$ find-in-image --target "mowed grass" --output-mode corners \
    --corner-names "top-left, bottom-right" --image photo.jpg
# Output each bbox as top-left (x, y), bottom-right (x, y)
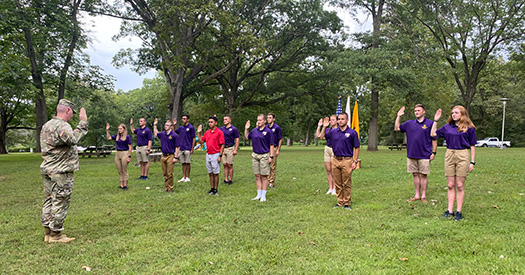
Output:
top-left (0, 146), bottom-right (524, 274)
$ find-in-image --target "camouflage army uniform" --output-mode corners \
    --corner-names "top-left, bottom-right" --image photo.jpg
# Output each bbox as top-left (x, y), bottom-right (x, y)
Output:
top-left (40, 117), bottom-right (88, 232)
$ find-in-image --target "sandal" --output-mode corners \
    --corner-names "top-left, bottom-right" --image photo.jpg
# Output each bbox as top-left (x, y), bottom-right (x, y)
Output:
top-left (407, 197), bottom-right (421, 202)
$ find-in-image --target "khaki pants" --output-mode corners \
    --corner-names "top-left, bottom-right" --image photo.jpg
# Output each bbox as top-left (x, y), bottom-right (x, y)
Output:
top-left (268, 155), bottom-right (278, 184)
top-left (41, 172), bottom-right (74, 231)
top-left (331, 157), bottom-right (354, 206)
top-left (115, 151), bottom-right (129, 181)
top-left (161, 154), bottom-right (174, 191)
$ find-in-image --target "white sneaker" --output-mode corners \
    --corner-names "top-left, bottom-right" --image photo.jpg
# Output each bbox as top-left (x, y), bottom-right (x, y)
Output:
top-left (331, 190), bottom-right (337, 195)
top-left (260, 197), bottom-right (267, 202)
top-left (252, 196), bottom-right (261, 200)
top-left (184, 178), bottom-right (191, 182)
top-left (326, 189), bottom-right (332, 195)
top-left (178, 177), bottom-right (186, 182)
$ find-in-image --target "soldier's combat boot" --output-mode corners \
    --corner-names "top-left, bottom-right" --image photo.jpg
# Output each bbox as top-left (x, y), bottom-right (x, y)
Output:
top-left (48, 230), bottom-right (76, 243)
top-left (44, 227), bottom-right (51, 242)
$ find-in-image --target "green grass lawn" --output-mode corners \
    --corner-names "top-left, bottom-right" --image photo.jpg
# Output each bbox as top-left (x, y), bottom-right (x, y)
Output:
top-left (1, 146), bottom-right (524, 274)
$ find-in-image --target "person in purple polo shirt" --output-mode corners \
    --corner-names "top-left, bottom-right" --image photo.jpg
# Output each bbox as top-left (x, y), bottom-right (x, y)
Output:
top-left (266, 113), bottom-right (282, 188)
top-left (153, 118), bottom-right (180, 193)
top-left (106, 123), bottom-right (132, 190)
top-left (319, 112), bottom-right (360, 210)
top-left (220, 115), bottom-right (240, 185)
top-left (395, 104), bottom-right (438, 203)
top-left (174, 114), bottom-right (196, 183)
top-left (130, 117), bottom-right (153, 180)
top-left (431, 106), bottom-right (476, 221)
top-left (245, 114), bottom-right (275, 202)
top-left (316, 115), bottom-right (338, 195)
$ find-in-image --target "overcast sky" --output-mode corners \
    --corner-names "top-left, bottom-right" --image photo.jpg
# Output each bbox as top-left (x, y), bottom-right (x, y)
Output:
top-left (82, 6), bottom-right (371, 92)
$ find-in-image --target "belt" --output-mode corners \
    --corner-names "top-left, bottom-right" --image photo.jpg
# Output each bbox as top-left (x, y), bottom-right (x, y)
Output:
top-left (117, 150), bottom-right (128, 151)
top-left (162, 153), bottom-right (174, 156)
top-left (225, 144), bottom-right (234, 148)
top-left (334, 156), bottom-right (352, 160)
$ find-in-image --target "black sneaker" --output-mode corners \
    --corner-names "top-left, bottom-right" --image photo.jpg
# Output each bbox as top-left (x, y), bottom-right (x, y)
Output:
top-left (442, 210), bottom-right (454, 218)
top-left (142, 176), bottom-right (148, 180)
top-left (212, 189), bottom-right (218, 195)
top-left (207, 189), bottom-right (214, 194)
top-left (223, 180), bottom-right (229, 184)
top-left (332, 205), bottom-right (341, 209)
top-left (343, 205), bottom-right (352, 210)
top-left (455, 211), bottom-right (463, 221)
top-left (122, 186), bottom-right (128, 190)
top-left (228, 180), bottom-right (233, 185)
top-left (136, 176), bottom-right (143, 180)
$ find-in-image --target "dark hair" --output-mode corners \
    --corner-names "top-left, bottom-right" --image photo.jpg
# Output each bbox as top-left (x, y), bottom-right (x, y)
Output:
top-left (209, 116), bottom-right (218, 122)
top-left (224, 115), bottom-right (231, 119)
top-left (267, 113), bottom-right (276, 119)
top-left (414, 104), bottom-right (426, 110)
top-left (182, 114), bottom-right (190, 119)
top-left (338, 112), bottom-right (349, 119)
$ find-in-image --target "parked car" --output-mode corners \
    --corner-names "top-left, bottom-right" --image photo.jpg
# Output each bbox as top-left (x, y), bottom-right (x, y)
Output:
top-left (475, 137), bottom-right (511, 148)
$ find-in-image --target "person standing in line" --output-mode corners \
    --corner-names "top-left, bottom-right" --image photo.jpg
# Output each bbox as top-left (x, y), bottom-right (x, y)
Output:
top-left (153, 118), bottom-right (180, 193)
top-left (245, 114), bottom-right (275, 202)
top-left (40, 99), bottom-right (88, 243)
top-left (219, 115), bottom-right (240, 185)
top-left (431, 106), bottom-right (476, 221)
top-left (266, 113), bottom-right (282, 188)
top-left (130, 117), bottom-right (153, 180)
top-left (106, 123), bottom-right (132, 190)
top-left (197, 116), bottom-right (225, 195)
top-left (316, 115), bottom-right (338, 195)
top-left (175, 115), bottom-right (196, 182)
top-left (394, 104), bottom-right (438, 203)
top-left (319, 113), bottom-right (360, 210)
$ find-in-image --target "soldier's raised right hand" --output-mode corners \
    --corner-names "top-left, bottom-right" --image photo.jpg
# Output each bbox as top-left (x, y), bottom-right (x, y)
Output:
top-left (79, 107), bottom-right (87, 122)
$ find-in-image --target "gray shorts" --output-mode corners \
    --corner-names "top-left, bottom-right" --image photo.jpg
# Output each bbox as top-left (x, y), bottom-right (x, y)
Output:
top-left (206, 153), bottom-right (221, 174)
top-left (179, 150), bottom-right (191, 164)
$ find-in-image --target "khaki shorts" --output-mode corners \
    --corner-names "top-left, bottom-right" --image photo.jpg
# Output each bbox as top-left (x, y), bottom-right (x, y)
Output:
top-left (179, 150), bottom-right (191, 164)
top-left (407, 158), bottom-right (430, 175)
top-left (324, 146), bottom-right (334, 163)
top-left (136, 146), bottom-right (149, 163)
top-left (445, 149), bottom-right (470, 177)
top-left (252, 152), bottom-right (270, 175)
top-left (223, 146), bottom-right (235, 164)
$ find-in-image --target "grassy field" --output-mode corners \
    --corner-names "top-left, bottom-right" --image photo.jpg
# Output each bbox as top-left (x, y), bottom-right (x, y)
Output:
top-left (0, 146), bottom-right (524, 274)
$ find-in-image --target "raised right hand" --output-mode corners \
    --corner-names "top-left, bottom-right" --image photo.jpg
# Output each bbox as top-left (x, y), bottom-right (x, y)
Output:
top-left (197, 124), bottom-right (203, 133)
top-left (318, 118), bottom-right (323, 127)
top-left (397, 106), bottom-right (405, 117)
top-left (245, 120), bottom-right (251, 129)
top-left (322, 117), bottom-right (330, 127)
top-left (106, 123), bottom-right (110, 130)
top-left (434, 109), bottom-right (442, 121)
top-left (154, 118), bottom-right (158, 125)
top-left (130, 117), bottom-right (133, 125)
top-left (79, 107), bottom-right (87, 122)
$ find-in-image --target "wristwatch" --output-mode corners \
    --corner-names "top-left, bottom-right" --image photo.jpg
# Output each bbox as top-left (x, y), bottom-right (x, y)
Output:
top-left (432, 152), bottom-right (437, 155)
top-left (470, 161), bottom-right (476, 165)
top-left (354, 160), bottom-right (358, 163)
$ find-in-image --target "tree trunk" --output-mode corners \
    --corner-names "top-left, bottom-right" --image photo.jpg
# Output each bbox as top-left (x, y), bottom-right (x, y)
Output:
top-left (367, 87), bottom-right (379, 151)
top-left (287, 138), bottom-right (292, 146)
top-left (305, 120), bottom-right (311, 146)
top-left (0, 107), bottom-right (8, 154)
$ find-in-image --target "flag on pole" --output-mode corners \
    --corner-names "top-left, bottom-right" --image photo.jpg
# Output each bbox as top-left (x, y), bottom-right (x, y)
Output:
top-left (345, 95), bottom-right (351, 127)
top-left (336, 96), bottom-right (342, 115)
top-left (351, 100), bottom-right (360, 137)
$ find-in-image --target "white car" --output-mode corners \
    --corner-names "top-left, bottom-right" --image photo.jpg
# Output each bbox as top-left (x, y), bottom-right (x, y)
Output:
top-left (475, 137), bottom-right (511, 148)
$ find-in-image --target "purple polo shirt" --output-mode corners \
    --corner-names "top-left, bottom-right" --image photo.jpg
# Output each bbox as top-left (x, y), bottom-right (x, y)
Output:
top-left (175, 123), bottom-right (195, 151)
top-left (325, 127), bottom-right (360, 157)
top-left (248, 127), bottom-right (275, 154)
top-left (157, 131), bottom-right (180, 154)
top-left (436, 123), bottom-right (477, 149)
top-left (325, 128), bottom-right (333, 147)
top-left (133, 126), bottom-right (152, 146)
top-left (399, 118), bottom-right (437, 159)
top-left (267, 123), bottom-right (282, 146)
top-left (111, 134), bottom-right (132, 151)
top-left (220, 125), bottom-right (239, 147)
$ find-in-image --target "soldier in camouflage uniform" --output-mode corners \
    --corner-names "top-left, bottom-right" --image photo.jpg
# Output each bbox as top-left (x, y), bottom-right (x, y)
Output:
top-left (40, 99), bottom-right (88, 243)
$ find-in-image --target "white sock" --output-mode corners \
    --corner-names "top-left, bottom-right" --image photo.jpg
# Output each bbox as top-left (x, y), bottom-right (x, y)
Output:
top-left (252, 190), bottom-right (262, 200)
top-left (261, 190), bottom-right (267, 200)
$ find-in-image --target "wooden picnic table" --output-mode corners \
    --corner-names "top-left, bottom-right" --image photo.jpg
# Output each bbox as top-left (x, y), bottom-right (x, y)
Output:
top-left (388, 143), bottom-right (407, 151)
top-left (80, 146), bottom-right (113, 158)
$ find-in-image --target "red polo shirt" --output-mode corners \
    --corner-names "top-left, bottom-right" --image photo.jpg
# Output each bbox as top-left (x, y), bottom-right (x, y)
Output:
top-left (202, 127), bottom-right (225, 154)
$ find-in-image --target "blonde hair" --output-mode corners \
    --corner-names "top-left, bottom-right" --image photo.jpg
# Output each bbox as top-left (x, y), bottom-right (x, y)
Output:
top-left (118, 123), bottom-right (128, 141)
top-left (448, 105), bottom-right (476, 132)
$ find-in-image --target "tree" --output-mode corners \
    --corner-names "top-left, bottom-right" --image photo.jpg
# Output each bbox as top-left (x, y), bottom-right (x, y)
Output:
top-left (407, 0), bottom-right (525, 113)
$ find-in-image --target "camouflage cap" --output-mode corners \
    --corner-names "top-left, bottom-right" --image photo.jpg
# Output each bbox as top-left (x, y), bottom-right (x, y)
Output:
top-left (58, 99), bottom-right (77, 114)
